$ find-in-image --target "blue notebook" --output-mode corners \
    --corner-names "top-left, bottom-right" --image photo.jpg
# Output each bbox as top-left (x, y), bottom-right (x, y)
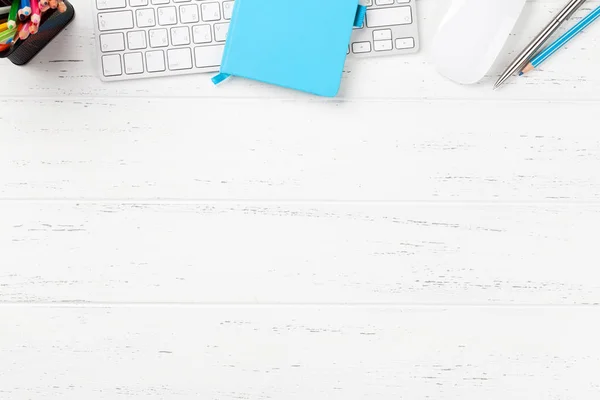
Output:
top-left (212, 0), bottom-right (366, 97)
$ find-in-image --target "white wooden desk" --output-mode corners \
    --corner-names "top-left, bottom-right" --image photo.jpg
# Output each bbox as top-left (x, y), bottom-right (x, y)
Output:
top-left (2, 0), bottom-right (600, 398)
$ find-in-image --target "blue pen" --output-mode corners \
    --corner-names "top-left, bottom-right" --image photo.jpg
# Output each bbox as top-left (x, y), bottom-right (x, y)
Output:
top-left (521, 6), bottom-right (600, 75)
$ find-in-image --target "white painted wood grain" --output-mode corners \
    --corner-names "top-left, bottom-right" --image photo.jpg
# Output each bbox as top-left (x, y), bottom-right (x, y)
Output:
top-left (1, 0), bottom-right (600, 397)
top-left (1, 99), bottom-right (600, 201)
top-left (0, 0), bottom-right (598, 100)
top-left (2, 202), bottom-right (599, 304)
top-left (1, 306), bottom-right (599, 399)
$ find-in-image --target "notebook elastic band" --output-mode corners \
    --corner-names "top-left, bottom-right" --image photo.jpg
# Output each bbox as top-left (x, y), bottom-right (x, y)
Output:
top-left (354, 5), bottom-right (367, 27)
top-left (211, 73), bottom-right (231, 85)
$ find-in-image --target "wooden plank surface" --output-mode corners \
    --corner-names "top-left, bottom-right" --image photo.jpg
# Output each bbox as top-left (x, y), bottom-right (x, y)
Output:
top-left (2, 100), bottom-right (600, 201)
top-left (2, 0), bottom-right (600, 398)
top-left (2, 306), bottom-right (599, 399)
top-left (2, 202), bottom-right (599, 304)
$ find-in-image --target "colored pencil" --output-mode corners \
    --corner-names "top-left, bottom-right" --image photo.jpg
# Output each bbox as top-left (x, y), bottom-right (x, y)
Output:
top-left (7, 0), bottom-right (18, 29)
top-left (0, 5), bottom-right (10, 16)
top-left (8, 0), bottom-right (20, 28)
top-left (18, 20), bottom-right (29, 40)
top-left (0, 25), bottom-right (15, 42)
top-left (495, 0), bottom-right (587, 89)
top-left (0, 32), bottom-right (11, 44)
top-left (28, 5), bottom-right (38, 34)
top-left (30, 0), bottom-right (39, 25)
top-left (521, 6), bottom-right (600, 75)
top-left (0, 21), bottom-right (8, 31)
top-left (21, 0), bottom-right (31, 14)
top-left (17, 0), bottom-right (30, 22)
top-left (57, 0), bottom-right (65, 13)
top-left (9, 21), bottom-right (23, 43)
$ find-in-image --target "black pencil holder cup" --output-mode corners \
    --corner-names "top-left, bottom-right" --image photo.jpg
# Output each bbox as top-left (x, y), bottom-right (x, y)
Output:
top-left (0, 0), bottom-right (75, 65)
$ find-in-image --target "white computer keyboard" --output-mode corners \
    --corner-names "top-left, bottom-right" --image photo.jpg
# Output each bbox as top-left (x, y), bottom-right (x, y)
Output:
top-left (351, 0), bottom-right (419, 57)
top-left (94, 0), bottom-right (420, 81)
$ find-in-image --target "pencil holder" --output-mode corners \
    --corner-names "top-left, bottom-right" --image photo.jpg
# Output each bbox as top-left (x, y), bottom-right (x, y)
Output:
top-left (0, 0), bottom-right (75, 66)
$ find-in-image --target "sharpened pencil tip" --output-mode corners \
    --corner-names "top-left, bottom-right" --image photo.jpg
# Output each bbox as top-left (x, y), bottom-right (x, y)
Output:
top-left (521, 63), bottom-right (535, 76)
top-left (518, 72), bottom-right (523, 76)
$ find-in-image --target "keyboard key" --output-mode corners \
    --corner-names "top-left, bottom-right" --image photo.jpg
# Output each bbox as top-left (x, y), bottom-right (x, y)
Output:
top-left (352, 41), bottom-right (371, 53)
top-left (374, 39), bottom-right (392, 51)
top-left (167, 48), bottom-right (193, 70)
top-left (200, 2), bottom-right (220, 21)
top-left (179, 4), bottom-right (199, 23)
top-left (158, 6), bottom-right (177, 25)
top-left (222, 1), bottom-right (234, 20)
top-left (98, 10), bottom-right (134, 31)
top-left (192, 24), bottom-right (211, 43)
top-left (366, 6), bottom-right (412, 27)
top-left (395, 37), bottom-right (415, 49)
top-left (149, 28), bottom-right (169, 47)
top-left (373, 29), bottom-right (392, 41)
top-left (101, 54), bottom-right (122, 76)
top-left (213, 22), bottom-right (229, 42)
top-left (96, 0), bottom-right (126, 10)
top-left (100, 32), bottom-right (125, 52)
top-left (194, 45), bottom-right (224, 68)
top-left (151, 0), bottom-right (168, 4)
top-left (124, 52), bottom-right (144, 74)
top-left (146, 50), bottom-right (166, 72)
top-left (171, 26), bottom-right (190, 45)
top-left (129, 0), bottom-right (147, 6)
top-left (135, 8), bottom-right (155, 27)
top-left (127, 30), bottom-right (147, 49)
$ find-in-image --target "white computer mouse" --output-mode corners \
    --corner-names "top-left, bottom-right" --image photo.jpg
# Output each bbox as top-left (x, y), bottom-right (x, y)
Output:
top-left (432, 0), bottom-right (527, 84)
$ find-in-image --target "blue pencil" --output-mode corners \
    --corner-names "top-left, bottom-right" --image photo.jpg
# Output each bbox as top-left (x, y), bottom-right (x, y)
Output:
top-left (521, 6), bottom-right (600, 75)
top-left (17, 0), bottom-right (31, 21)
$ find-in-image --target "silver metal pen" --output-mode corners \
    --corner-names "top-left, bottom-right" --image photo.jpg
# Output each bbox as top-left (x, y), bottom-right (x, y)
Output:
top-left (494, 0), bottom-right (587, 89)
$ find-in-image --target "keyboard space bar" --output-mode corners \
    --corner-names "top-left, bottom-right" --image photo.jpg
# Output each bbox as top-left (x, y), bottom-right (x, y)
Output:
top-left (194, 45), bottom-right (225, 68)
